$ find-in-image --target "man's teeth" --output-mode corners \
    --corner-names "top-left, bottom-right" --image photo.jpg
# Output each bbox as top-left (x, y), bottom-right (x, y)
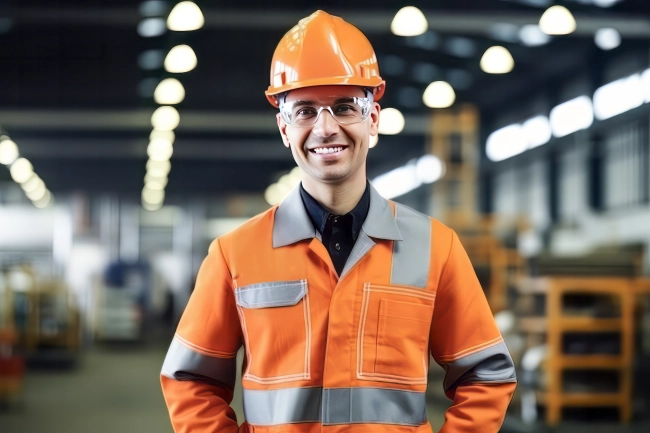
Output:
top-left (314, 147), bottom-right (343, 154)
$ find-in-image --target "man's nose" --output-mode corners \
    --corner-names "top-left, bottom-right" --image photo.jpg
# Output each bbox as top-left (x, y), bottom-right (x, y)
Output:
top-left (311, 108), bottom-right (340, 137)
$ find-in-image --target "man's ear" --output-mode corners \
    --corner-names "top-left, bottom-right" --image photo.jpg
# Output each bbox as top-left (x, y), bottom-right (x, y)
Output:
top-left (276, 113), bottom-right (290, 148)
top-left (369, 102), bottom-right (380, 136)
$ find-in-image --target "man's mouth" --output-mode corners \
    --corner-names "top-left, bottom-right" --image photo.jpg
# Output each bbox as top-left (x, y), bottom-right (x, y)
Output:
top-left (309, 145), bottom-right (348, 154)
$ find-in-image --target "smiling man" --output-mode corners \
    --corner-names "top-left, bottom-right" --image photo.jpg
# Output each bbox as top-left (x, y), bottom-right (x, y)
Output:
top-left (161, 10), bottom-right (516, 433)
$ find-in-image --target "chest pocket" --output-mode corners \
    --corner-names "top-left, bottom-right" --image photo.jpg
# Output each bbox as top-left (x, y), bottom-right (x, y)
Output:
top-left (235, 280), bottom-right (311, 384)
top-left (357, 283), bottom-right (435, 385)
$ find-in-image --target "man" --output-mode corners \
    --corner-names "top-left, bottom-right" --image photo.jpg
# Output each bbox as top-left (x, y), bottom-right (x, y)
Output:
top-left (161, 10), bottom-right (516, 433)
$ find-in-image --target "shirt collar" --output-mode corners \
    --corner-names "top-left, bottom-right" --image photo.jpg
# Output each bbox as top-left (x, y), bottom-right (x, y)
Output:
top-left (299, 182), bottom-right (370, 239)
top-left (273, 181), bottom-right (402, 248)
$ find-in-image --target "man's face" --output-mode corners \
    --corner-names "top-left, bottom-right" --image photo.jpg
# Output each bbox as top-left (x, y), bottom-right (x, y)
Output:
top-left (276, 85), bottom-right (380, 185)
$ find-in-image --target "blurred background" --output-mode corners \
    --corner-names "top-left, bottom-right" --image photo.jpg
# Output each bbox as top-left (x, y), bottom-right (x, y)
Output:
top-left (1, 0), bottom-right (650, 432)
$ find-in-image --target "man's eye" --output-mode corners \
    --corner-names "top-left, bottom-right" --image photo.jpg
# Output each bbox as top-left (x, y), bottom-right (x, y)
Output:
top-left (335, 104), bottom-right (357, 113)
top-left (296, 108), bottom-right (317, 116)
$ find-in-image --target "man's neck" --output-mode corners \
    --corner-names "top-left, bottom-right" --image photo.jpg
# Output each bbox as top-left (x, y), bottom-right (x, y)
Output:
top-left (301, 173), bottom-right (367, 216)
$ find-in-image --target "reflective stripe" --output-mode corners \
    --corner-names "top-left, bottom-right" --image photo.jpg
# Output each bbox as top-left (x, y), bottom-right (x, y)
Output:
top-left (441, 340), bottom-right (518, 392)
top-left (242, 387), bottom-right (427, 426)
top-left (322, 387), bottom-right (427, 426)
top-left (390, 203), bottom-right (431, 288)
top-left (243, 387), bottom-right (322, 425)
top-left (235, 280), bottom-right (307, 309)
top-left (161, 337), bottom-right (237, 389)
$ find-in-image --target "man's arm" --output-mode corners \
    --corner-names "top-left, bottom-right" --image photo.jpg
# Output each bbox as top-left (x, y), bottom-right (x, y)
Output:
top-left (160, 238), bottom-right (242, 433)
top-left (430, 230), bottom-right (517, 433)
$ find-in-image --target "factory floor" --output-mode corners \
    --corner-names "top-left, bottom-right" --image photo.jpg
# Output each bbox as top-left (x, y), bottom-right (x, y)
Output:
top-left (1, 339), bottom-right (649, 433)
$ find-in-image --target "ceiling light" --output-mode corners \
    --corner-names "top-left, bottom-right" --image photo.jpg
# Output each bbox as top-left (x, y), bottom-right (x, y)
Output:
top-left (151, 106), bottom-right (180, 131)
top-left (550, 96), bottom-right (593, 137)
top-left (165, 45), bottom-right (197, 73)
top-left (147, 159), bottom-right (172, 177)
top-left (391, 6), bottom-right (428, 37)
top-left (519, 24), bottom-right (551, 47)
top-left (486, 124), bottom-right (528, 162)
top-left (10, 158), bottom-right (34, 183)
top-left (147, 139), bottom-right (174, 161)
top-left (142, 201), bottom-right (163, 212)
top-left (288, 166), bottom-right (302, 185)
top-left (32, 190), bottom-right (52, 209)
top-left (378, 108), bottom-right (405, 135)
top-left (0, 138), bottom-right (19, 165)
top-left (594, 28), bottom-right (621, 51)
top-left (423, 81), bottom-right (456, 108)
top-left (415, 155), bottom-right (444, 184)
top-left (145, 171), bottom-right (168, 184)
top-left (480, 46), bottom-right (514, 74)
top-left (154, 78), bottom-right (185, 105)
top-left (142, 187), bottom-right (165, 204)
top-left (539, 6), bottom-right (576, 36)
top-left (138, 49), bottom-right (165, 70)
top-left (149, 129), bottom-right (175, 144)
top-left (369, 134), bottom-right (379, 149)
top-left (145, 178), bottom-right (167, 190)
top-left (26, 181), bottom-right (47, 201)
top-left (593, 73), bottom-right (643, 120)
top-left (21, 174), bottom-right (43, 192)
top-left (138, 18), bottom-right (167, 37)
top-left (522, 115), bottom-right (552, 148)
top-left (264, 184), bottom-right (283, 206)
top-left (167, 1), bottom-right (204, 31)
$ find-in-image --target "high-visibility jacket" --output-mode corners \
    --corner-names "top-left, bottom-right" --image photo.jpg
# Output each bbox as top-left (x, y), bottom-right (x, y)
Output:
top-left (161, 184), bottom-right (517, 433)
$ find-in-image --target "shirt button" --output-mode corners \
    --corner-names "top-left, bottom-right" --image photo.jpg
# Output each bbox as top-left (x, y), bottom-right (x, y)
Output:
top-left (333, 217), bottom-right (338, 223)
top-left (335, 243), bottom-right (341, 251)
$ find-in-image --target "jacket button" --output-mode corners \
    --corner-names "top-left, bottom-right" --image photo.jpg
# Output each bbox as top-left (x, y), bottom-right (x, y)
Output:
top-left (335, 243), bottom-right (341, 250)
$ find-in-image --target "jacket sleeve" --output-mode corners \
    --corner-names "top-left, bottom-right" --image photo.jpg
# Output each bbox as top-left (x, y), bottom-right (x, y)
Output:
top-left (429, 230), bottom-right (517, 433)
top-left (160, 238), bottom-right (242, 433)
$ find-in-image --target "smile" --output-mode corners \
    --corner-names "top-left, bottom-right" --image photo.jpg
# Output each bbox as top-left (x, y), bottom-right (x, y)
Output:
top-left (309, 146), bottom-right (348, 155)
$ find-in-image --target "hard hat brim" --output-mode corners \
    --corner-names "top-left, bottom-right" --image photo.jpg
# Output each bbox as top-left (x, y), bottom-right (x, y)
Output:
top-left (266, 78), bottom-right (385, 108)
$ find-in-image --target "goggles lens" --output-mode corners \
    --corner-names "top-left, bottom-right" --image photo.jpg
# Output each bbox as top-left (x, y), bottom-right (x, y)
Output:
top-left (280, 97), bottom-right (372, 126)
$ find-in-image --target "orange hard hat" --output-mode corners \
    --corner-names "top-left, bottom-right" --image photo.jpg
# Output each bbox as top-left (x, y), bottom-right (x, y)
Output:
top-left (265, 10), bottom-right (385, 107)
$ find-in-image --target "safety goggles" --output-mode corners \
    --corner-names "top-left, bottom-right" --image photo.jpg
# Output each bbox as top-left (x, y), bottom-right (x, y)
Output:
top-left (279, 94), bottom-right (373, 127)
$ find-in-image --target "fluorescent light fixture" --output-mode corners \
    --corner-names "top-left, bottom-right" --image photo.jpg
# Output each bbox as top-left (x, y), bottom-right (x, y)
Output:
top-left (522, 115), bottom-right (552, 148)
top-left (415, 155), bottom-right (444, 184)
top-left (142, 186), bottom-right (165, 204)
top-left (486, 124), bottom-right (528, 162)
top-left (32, 190), bottom-right (52, 209)
top-left (147, 159), bottom-right (172, 177)
top-left (0, 138), bottom-right (19, 165)
top-left (138, 18), bottom-right (167, 37)
top-left (26, 181), bottom-right (47, 201)
top-left (369, 134), bottom-right (379, 149)
top-left (550, 96), bottom-right (593, 137)
top-left (391, 6), bottom-right (428, 37)
top-left (519, 24), bottom-right (551, 47)
top-left (151, 106), bottom-right (180, 131)
top-left (422, 81), bottom-right (455, 108)
top-left (594, 28), bottom-right (621, 51)
top-left (593, 73), bottom-right (643, 120)
top-left (21, 174), bottom-right (43, 192)
top-left (147, 139), bottom-right (174, 161)
top-left (165, 45), bottom-right (197, 73)
top-left (378, 108), bottom-right (405, 135)
top-left (480, 46), bottom-right (514, 74)
top-left (149, 129), bottom-right (175, 144)
top-left (142, 201), bottom-right (163, 212)
top-left (642, 69), bottom-right (650, 103)
top-left (154, 78), bottom-right (185, 105)
top-left (10, 158), bottom-right (34, 183)
top-left (372, 155), bottom-right (444, 199)
top-left (539, 6), bottom-right (576, 36)
top-left (167, 1), bottom-right (204, 31)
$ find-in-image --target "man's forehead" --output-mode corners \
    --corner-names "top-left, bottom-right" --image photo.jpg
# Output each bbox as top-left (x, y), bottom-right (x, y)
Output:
top-left (285, 85), bottom-right (365, 102)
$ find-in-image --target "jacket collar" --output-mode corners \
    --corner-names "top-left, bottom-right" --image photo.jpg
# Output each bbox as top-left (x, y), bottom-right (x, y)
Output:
top-left (272, 182), bottom-right (402, 248)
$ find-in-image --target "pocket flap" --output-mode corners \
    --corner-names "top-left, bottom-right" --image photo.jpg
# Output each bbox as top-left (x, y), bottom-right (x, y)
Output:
top-left (235, 280), bottom-right (307, 309)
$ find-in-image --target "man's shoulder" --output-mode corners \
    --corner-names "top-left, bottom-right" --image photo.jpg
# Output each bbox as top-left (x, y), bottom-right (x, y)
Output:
top-left (211, 206), bottom-right (277, 250)
top-left (390, 200), bottom-right (453, 236)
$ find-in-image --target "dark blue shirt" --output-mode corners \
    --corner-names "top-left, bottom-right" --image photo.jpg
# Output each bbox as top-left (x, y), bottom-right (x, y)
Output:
top-left (299, 182), bottom-right (370, 276)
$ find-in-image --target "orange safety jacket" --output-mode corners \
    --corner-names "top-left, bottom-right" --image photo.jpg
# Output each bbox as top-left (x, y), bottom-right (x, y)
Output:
top-left (161, 184), bottom-right (517, 433)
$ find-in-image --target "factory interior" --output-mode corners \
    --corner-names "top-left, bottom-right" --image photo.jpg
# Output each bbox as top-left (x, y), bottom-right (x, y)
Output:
top-left (2, 0), bottom-right (650, 432)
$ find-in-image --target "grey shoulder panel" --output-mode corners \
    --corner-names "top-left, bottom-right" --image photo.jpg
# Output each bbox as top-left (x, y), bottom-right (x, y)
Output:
top-left (390, 203), bottom-right (432, 289)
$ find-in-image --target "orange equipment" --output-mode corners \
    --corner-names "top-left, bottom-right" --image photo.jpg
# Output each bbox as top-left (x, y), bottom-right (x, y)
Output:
top-left (265, 10), bottom-right (385, 107)
top-left (161, 185), bottom-right (517, 433)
